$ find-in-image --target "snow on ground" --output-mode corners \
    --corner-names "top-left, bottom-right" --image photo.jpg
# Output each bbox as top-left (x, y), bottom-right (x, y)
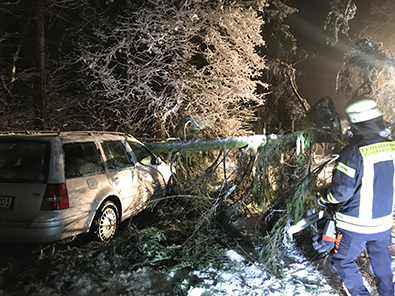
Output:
top-left (0, 239), bottom-right (342, 296)
top-left (2, 211), bottom-right (395, 296)
top-left (3, 235), bottom-right (395, 295)
top-left (185, 247), bottom-right (339, 296)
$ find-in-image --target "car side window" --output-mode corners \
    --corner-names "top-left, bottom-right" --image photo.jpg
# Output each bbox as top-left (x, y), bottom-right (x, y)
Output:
top-left (102, 141), bottom-right (133, 170)
top-left (127, 141), bottom-right (155, 165)
top-left (63, 142), bottom-right (104, 178)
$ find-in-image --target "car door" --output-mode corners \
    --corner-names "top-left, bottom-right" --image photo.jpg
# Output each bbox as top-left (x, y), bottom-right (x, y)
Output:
top-left (63, 141), bottom-right (108, 233)
top-left (101, 140), bottom-right (141, 218)
top-left (127, 140), bottom-right (171, 198)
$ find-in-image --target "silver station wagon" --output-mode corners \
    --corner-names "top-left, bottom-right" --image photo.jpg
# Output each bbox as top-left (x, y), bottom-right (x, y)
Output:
top-left (0, 131), bottom-right (172, 243)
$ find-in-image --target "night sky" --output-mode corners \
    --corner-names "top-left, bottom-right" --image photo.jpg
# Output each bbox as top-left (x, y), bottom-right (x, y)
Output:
top-left (287, 0), bottom-right (370, 114)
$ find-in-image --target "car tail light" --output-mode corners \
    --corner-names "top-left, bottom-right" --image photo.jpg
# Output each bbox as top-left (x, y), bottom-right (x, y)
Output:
top-left (41, 183), bottom-right (69, 210)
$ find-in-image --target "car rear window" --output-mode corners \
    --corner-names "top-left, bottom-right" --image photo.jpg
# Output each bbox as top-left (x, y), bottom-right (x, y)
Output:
top-left (63, 142), bottom-right (104, 178)
top-left (0, 139), bottom-right (50, 183)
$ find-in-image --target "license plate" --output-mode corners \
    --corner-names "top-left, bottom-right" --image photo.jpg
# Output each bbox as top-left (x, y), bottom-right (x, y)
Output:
top-left (0, 196), bottom-right (13, 209)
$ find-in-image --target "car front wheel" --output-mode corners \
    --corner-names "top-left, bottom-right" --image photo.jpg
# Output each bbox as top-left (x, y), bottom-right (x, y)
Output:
top-left (92, 201), bottom-right (119, 242)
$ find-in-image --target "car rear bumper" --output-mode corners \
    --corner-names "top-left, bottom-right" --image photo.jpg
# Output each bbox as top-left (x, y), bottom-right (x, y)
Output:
top-left (0, 223), bottom-right (63, 243)
top-left (0, 217), bottom-right (83, 243)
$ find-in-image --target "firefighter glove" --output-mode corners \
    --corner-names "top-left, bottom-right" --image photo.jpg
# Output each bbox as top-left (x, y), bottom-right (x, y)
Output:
top-left (312, 218), bottom-right (336, 254)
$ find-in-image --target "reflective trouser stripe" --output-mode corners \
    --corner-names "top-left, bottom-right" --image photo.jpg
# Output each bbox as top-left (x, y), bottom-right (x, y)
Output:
top-left (335, 213), bottom-right (393, 234)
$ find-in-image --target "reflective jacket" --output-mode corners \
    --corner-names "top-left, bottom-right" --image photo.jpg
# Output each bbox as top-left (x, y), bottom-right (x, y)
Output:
top-left (320, 133), bottom-right (395, 234)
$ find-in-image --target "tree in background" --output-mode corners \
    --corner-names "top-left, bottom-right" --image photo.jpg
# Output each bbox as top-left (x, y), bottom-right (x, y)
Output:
top-left (257, 0), bottom-right (309, 134)
top-left (358, 0), bottom-right (395, 124)
top-left (78, 0), bottom-right (267, 138)
top-left (324, 0), bottom-right (395, 124)
top-left (0, 0), bottom-right (91, 129)
top-left (0, 0), bottom-right (47, 126)
top-left (0, 0), bottom-right (307, 139)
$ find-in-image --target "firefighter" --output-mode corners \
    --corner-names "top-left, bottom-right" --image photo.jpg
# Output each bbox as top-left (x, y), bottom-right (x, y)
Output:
top-left (316, 95), bottom-right (395, 296)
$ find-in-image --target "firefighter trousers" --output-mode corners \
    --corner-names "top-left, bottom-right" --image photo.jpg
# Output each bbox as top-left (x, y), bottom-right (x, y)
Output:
top-left (330, 227), bottom-right (394, 296)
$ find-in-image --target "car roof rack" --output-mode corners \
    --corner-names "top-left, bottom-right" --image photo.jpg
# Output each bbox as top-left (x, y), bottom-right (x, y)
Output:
top-left (0, 130), bottom-right (133, 137)
top-left (0, 130), bottom-right (60, 136)
top-left (58, 131), bottom-right (132, 137)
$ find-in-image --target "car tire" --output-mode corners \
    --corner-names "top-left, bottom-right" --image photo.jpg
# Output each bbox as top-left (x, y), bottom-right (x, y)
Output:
top-left (92, 200), bottom-right (119, 242)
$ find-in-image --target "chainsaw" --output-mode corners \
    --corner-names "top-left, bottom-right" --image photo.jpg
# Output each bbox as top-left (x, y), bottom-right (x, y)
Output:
top-left (285, 209), bottom-right (395, 244)
top-left (284, 209), bottom-right (325, 243)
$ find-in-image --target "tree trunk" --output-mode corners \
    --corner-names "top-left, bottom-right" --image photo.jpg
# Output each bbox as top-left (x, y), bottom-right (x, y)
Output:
top-left (145, 134), bottom-right (297, 154)
top-left (35, 0), bottom-right (47, 127)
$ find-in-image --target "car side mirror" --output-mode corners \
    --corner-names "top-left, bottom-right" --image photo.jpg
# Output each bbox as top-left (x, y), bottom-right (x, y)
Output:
top-left (155, 157), bottom-right (162, 165)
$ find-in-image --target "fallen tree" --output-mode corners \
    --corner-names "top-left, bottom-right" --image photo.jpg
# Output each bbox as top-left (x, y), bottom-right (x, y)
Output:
top-left (146, 134), bottom-right (296, 154)
top-left (141, 96), bottom-right (344, 276)
top-left (144, 130), bottom-right (334, 276)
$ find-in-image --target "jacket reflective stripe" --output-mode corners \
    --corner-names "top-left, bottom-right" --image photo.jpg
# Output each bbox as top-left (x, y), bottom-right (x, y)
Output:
top-left (359, 141), bottom-right (395, 157)
top-left (336, 212), bottom-right (393, 234)
top-left (323, 219), bottom-right (336, 241)
top-left (334, 161), bottom-right (356, 178)
top-left (321, 161), bottom-right (357, 204)
top-left (324, 191), bottom-right (341, 204)
top-left (335, 141), bottom-right (395, 233)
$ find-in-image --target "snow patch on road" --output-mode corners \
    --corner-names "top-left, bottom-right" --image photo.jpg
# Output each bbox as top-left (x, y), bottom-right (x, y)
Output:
top-left (185, 249), bottom-right (339, 296)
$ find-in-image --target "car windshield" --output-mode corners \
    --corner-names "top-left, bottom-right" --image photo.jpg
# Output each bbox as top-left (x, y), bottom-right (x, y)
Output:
top-left (0, 139), bottom-right (50, 183)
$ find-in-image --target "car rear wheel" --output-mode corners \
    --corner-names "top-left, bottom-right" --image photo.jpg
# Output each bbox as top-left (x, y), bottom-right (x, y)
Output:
top-left (92, 201), bottom-right (119, 242)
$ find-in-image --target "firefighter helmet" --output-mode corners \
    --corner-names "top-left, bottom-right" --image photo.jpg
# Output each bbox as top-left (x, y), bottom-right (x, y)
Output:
top-left (345, 96), bottom-right (383, 123)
